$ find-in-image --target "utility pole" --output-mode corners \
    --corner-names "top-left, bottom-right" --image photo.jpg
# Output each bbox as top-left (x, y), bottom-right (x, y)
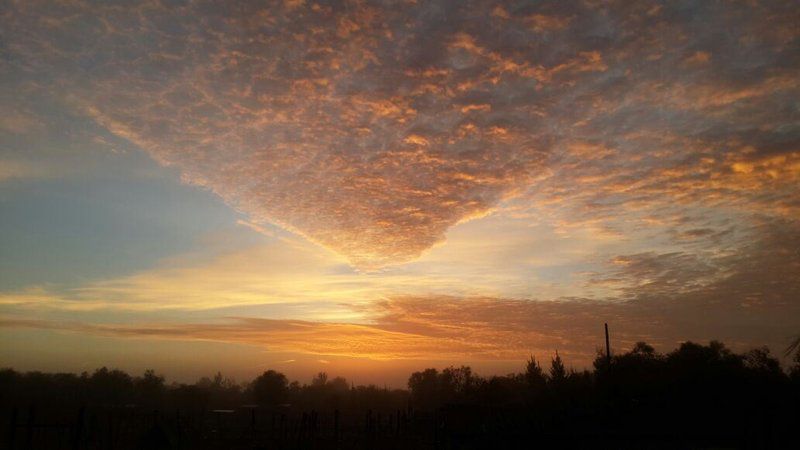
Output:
top-left (604, 323), bottom-right (611, 365)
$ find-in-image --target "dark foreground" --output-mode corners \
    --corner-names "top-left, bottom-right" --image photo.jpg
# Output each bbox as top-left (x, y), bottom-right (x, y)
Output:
top-left (2, 339), bottom-right (800, 449)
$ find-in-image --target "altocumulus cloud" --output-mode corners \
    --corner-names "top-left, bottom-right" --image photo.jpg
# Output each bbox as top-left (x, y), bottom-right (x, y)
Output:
top-left (2, 0), bottom-right (797, 268)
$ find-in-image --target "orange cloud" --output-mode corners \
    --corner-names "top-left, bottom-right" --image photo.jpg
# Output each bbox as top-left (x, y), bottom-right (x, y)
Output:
top-left (1, 0), bottom-right (798, 274)
top-left (684, 50), bottom-right (711, 65)
top-left (525, 14), bottom-right (573, 33)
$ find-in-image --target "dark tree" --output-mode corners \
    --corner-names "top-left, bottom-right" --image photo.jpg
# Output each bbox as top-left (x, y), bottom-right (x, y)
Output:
top-left (524, 355), bottom-right (547, 391)
top-left (790, 347), bottom-right (800, 382)
top-left (441, 366), bottom-right (474, 396)
top-left (2, 338), bottom-right (799, 449)
top-left (408, 368), bottom-right (439, 410)
top-left (89, 367), bottom-right (134, 405)
top-left (743, 347), bottom-right (782, 377)
top-left (312, 372), bottom-right (328, 387)
top-left (631, 341), bottom-right (656, 356)
top-left (549, 352), bottom-right (566, 384)
top-left (134, 369), bottom-right (165, 406)
top-left (252, 370), bottom-right (289, 406)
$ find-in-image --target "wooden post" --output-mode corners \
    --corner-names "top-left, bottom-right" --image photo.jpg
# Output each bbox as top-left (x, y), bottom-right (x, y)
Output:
top-left (605, 322), bottom-right (611, 365)
top-left (106, 412), bottom-right (113, 450)
top-left (7, 406), bottom-right (17, 449)
top-left (334, 409), bottom-right (339, 442)
top-left (396, 409), bottom-right (401, 436)
top-left (24, 405), bottom-right (35, 450)
top-left (175, 410), bottom-right (181, 450)
top-left (433, 409), bottom-right (438, 448)
top-left (298, 412), bottom-right (307, 446)
top-left (71, 405), bottom-right (85, 450)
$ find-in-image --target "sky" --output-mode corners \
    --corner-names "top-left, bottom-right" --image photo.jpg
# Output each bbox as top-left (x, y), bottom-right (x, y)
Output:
top-left (0, 0), bottom-right (799, 387)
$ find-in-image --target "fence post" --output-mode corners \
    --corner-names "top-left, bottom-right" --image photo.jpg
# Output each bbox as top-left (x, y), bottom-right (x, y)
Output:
top-left (334, 409), bottom-right (339, 442)
top-left (106, 411), bottom-right (113, 450)
top-left (24, 405), bottom-right (34, 450)
top-left (175, 409), bottom-right (181, 449)
top-left (7, 406), bottom-right (17, 450)
top-left (433, 408), bottom-right (440, 449)
top-left (71, 405), bottom-right (85, 450)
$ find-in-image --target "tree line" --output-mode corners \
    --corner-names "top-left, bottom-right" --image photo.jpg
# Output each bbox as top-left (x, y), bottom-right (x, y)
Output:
top-left (2, 340), bottom-right (799, 412)
top-left (2, 340), bottom-right (800, 448)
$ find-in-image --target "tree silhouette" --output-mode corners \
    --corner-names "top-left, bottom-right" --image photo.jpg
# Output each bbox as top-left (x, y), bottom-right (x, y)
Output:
top-left (743, 347), bottom-right (782, 376)
top-left (252, 370), bottom-right (288, 406)
top-left (89, 367), bottom-right (133, 405)
top-left (408, 368), bottom-right (439, 410)
top-left (441, 366), bottom-right (474, 396)
top-left (328, 376), bottom-right (349, 392)
top-left (524, 355), bottom-right (547, 391)
top-left (549, 352), bottom-right (566, 384)
top-left (631, 341), bottom-right (656, 356)
top-left (312, 372), bottom-right (328, 387)
top-left (789, 347), bottom-right (800, 381)
top-left (134, 369), bottom-right (165, 406)
top-left (2, 338), bottom-right (799, 448)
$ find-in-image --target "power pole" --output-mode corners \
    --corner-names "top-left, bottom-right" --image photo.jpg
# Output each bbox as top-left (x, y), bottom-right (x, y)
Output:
top-left (604, 323), bottom-right (611, 365)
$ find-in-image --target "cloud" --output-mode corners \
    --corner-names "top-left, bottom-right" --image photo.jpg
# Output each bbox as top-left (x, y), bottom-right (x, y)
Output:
top-left (2, 0), bottom-right (796, 268)
top-left (0, 109), bottom-right (44, 135)
top-left (2, 1), bottom-right (799, 369)
top-left (1, 216), bottom-right (797, 371)
top-left (0, 314), bottom-right (509, 361)
top-left (0, 160), bottom-right (52, 183)
top-left (3, 217), bottom-right (797, 365)
top-left (4, 288), bottom-right (796, 366)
